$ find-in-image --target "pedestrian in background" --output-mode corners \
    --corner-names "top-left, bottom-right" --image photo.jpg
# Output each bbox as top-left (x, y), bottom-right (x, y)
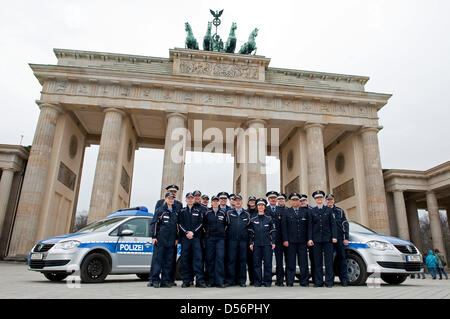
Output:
top-left (434, 249), bottom-right (448, 280)
top-left (425, 249), bottom-right (439, 279)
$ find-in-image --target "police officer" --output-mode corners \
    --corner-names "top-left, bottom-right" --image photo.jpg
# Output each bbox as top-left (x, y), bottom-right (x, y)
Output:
top-left (229, 194), bottom-right (236, 209)
top-left (148, 192), bottom-right (179, 288)
top-left (193, 190), bottom-right (207, 214)
top-left (154, 184), bottom-right (182, 287)
top-left (249, 198), bottom-right (276, 287)
top-left (178, 192), bottom-right (206, 288)
top-left (155, 185), bottom-right (183, 212)
top-left (225, 194), bottom-right (251, 287)
top-left (218, 192), bottom-right (231, 212)
top-left (326, 193), bottom-right (350, 286)
top-left (201, 194), bottom-right (210, 208)
top-left (308, 190), bottom-right (337, 288)
top-left (203, 195), bottom-right (227, 287)
top-left (282, 193), bottom-right (311, 287)
top-left (246, 195), bottom-right (257, 286)
top-left (277, 193), bottom-right (287, 209)
top-left (265, 191), bottom-right (285, 286)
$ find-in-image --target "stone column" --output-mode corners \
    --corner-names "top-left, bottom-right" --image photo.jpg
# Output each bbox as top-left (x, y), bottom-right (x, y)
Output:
top-left (406, 199), bottom-right (424, 253)
top-left (88, 108), bottom-right (125, 223)
top-left (8, 103), bottom-right (61, 257)
top-left (246, 119), bottom-right (267, 199)
top-left (160, 112), bottom-right (187, 202)
top-left (392, 190), bottom-right (410, 240)
top-left (426, 191), bottom-right (446, 259)
top-left (304, 123), bottom-right (327, 196)
top-left (360, 127), bottom-right (390, 234)
top-left (0, 169), bottom-right (15, 236)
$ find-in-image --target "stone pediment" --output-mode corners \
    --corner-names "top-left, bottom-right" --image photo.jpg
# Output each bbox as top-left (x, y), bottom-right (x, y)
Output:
top-left (170, 48), bottom-right (270, 82)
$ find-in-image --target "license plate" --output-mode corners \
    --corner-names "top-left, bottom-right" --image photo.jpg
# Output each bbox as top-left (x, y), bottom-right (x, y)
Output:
top-left (406, 255), bottom-right (421, 262)
top-left (31, 253), bottom-right (43, 260)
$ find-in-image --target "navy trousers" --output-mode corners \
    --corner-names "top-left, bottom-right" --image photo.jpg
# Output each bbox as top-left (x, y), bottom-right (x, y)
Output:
top-left (253, 245), bottom-right (273, 286)
top-left (274, 243), bottom-right (286, 284)
top-left (334, 240), bottom-right (349, 283)
top-left (180, 237), bottom-right (204, 284)
top-left (312, 242), bottom-right (334, 286)
top-left (226, 240), bottom-right (248, 285)
top-left (205, 237), bottom-right (225, 286)
top-left (150, 245), bottom-right (175, 285)
top-left (286, 242), bottom-right (309, 285)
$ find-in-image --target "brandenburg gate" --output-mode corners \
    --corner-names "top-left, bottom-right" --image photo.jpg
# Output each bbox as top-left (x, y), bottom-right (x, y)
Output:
top-left (6, 44), bottom-right (393, 258)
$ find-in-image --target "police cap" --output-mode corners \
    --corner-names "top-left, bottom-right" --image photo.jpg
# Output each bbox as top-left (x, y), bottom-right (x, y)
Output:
top-left (185, 192), bottom-right (194, 198)
top-left (193, 190), bottom-right (202, 196)
top-left (277, 193), bottom-right (287, 200)
top-left (312, 190), bottom-right (326, 198)
top-left (289, 193), bottom-right (301, 200)
top-left (165, 185), bottom-right (179, 191)
top-left (256, 198), bottom-right (268, 206)
top-left (325, 193), bottom-right (335, 200)
top-left (248, 195), bottom-right (257, 202)
top-left (165, 192), bottom-right (175, 198)
top-left (266, 191), bottom-right (280, 198)
top-left (217, 191), bottom-right (229, 199)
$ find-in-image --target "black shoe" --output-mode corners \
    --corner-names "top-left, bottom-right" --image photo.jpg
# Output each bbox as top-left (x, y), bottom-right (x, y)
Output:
top-left (325, 284), bottom-right (333, 288)
top-left (341, 282), bottom-right (348, 287)
top-left (171, 282), bottom-right (177, 286)
top-left (313, 284), bottom-right (323, 288)
top-left (287, 284), bottom-right (293, 287)
top-left (239, 283), bottom-right (247, 287)
top-left (147, 282), bottom-right (153, 287)
top-left (216, 284), bottom-right (226, 288)
top-left (196, 282), bottom-right (207, 288)
top-left (153, 283), bottom-right (160, 288)
top-left (182, 282), bottom-right (190, 288)
top-left (300, 283), bottom-right (309, 287)
top-left (160, 283), bottom-right (171, 288)
top-left (264, 284), bottom-right (271, 287)
top-left (254, 283), bottom-right (261, 287)
top-left (206, 283), bottom-right (213, 287)
top-left (275, 282), bottom-right (284, 287)
top-left (223, 283), bottom-right (231, 288)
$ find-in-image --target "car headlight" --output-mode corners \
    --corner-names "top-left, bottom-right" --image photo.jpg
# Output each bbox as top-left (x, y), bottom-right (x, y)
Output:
top-left (56, 240), bottom-right (81, 250)
top-left (366, 240), bottom-right (394, 251)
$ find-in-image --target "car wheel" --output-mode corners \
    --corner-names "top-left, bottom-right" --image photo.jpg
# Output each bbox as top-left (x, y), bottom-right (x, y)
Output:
top-left (43, 272), bottom-right (69, 282)
top-left (346, 253), bottom-right (367, 286)
top-left (136, 273), bottom-right (150, 281)
top-left (80, 253), bottom-right (110, 283)
top-left (381, 273), bottom-right (408, 285)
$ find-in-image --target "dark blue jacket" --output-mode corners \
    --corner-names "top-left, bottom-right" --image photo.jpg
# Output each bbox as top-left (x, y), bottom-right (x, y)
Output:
top-left (281, 206), bottom-right (310, 244)
top-left (203, 208), bottom-right (227, 238)
top-left (265, 205), bottom-right (285, 243)
top-left (330, 205), bottom-right (349, 240)
top-left (308, 206), bottom-right (337, 243)
top-left (149, 204), bottom-right (178, 247)
top-left (249, 214), bottom-right (276, 246)
top-left (178, 206), bottom-right (204, 239)
top-left (226, 208), bottom-right (251, 241)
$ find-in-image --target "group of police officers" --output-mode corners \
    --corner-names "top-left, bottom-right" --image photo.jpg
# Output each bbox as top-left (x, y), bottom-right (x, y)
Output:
top-left (148, 184), bottom-right (350, 288)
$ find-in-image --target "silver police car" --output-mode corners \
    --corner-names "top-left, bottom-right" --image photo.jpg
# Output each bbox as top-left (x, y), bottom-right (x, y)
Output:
top-left (28, 207), bottom-right (161, 283)
top-left (280, 221), bottom-right (423, 286)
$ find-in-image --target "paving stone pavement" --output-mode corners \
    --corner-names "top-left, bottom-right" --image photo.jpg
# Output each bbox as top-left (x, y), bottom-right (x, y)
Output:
top-left (1, 262), bottom-right (449, 299)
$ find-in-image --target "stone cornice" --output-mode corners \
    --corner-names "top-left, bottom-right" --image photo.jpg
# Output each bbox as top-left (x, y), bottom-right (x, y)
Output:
top-left (30, 64), bottom-right (391, 109)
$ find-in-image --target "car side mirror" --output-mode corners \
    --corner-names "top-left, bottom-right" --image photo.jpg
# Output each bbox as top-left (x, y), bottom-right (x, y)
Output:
top-left (120, 229), bottom-right (134, 236)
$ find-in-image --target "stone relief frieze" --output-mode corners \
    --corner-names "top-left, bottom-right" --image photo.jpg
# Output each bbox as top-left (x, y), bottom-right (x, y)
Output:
top-left (178, 60), bottom-right (259, 80)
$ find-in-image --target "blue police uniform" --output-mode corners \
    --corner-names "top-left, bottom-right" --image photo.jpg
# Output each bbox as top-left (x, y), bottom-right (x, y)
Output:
top-left (225, 208), bottom-right (251, 286)
top-left (149, 204), bottom-right (178, 286)
top-left (249, 213), bottom-right (276, 287)
top-left (282, 205), bottom-right (311, 286)
top-left (178, 205), bottom-right (205, 286)
top-left (265, 203), bottom-right (286, 285)
top-left (203, 207), bottom-right (227, 287)
top-left (309, 204), bottom-right (337, 287)
top-left (330, 204), bottom-right (350, 285)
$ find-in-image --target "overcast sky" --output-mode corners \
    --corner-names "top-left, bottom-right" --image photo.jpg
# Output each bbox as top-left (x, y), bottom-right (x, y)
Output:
top-left (1, 1), bottom-right (449, 214)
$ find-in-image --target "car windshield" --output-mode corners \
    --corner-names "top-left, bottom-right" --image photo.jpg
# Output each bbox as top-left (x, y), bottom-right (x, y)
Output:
top-left (348, 221), bottom-right (377, 234)
top-left (75, 217), bottom-right (127, 233)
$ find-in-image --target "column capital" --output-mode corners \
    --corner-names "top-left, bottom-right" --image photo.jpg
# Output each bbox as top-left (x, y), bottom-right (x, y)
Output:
top-left (358, 125), bottom-right (383, 135)
top-left (166, 112), bottom-right (187, 121)
top-left (304, 122), bottom-right (325, 131)
top-left (1, 167), bottom-right (18, 173)
top-left (104, 107), bottom-right (126, 117)
top-left (36, 101), bottom-right (63, 114)
top-left (245, 118), bottom-right (267, 128)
